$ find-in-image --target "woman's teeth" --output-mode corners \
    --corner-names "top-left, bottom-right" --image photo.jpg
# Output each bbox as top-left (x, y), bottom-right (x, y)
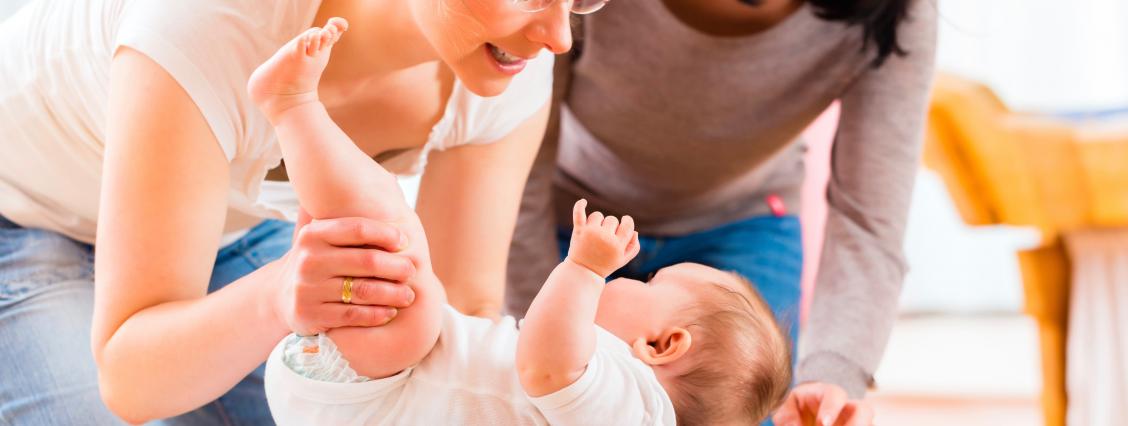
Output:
top-left (488, 44), bottom-right (523, 65)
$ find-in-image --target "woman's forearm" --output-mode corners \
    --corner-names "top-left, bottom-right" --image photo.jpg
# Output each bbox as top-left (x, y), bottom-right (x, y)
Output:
top-left (416, 101), bottom-right (550, 318)
top-left (96, 260), bottom-right (289, 423)
top-left (445, 275), bottom-right (507, 318)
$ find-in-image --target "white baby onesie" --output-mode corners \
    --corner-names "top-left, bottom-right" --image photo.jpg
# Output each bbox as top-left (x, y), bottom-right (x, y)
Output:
top-left (264, 305), bottom-right (676, 425)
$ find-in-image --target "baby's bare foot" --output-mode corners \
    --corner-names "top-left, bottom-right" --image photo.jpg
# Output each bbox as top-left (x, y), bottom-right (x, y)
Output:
top-left (248, 17), bottom-right (348, 122)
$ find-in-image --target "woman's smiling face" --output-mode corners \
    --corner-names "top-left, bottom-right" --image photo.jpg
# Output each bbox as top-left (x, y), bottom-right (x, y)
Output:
top-left (412, 0), bottom-right (574, 97)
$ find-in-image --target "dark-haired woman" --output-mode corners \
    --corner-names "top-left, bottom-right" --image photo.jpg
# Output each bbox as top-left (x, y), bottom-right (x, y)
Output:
top-left (504, 0), bottom-right (937, 424)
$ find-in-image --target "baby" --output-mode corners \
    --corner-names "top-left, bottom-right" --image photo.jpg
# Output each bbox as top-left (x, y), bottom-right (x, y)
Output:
top-left (253, 19), bottom-right (792, 425)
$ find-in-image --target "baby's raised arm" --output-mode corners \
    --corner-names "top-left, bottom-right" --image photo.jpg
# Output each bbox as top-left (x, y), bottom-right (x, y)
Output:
top-left (516, 200), bottom-right (639, 396)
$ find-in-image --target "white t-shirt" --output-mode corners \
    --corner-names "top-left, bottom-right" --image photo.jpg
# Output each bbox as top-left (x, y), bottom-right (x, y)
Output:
top-left (264, 305), bottom-right (677, 425)
top-left (0, 0), bottom-right (552, 244)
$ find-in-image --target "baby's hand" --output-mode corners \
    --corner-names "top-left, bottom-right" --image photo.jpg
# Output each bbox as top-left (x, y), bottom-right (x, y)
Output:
top-left (566, 200), bottom-right (640, 278)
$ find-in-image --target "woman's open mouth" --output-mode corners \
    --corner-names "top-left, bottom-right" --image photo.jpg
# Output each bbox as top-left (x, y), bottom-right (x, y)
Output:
top-left (485, 43), bottom-right (528, 75)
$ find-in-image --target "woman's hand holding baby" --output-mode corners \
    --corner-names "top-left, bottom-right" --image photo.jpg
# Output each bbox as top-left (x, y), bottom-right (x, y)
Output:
top-left (565, 199), bottom-right (640, 278)
top-left (272, 213), bottom-right (418, 336)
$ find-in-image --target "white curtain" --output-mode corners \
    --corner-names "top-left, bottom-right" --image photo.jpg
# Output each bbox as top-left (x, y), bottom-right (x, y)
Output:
top-left (1065, 229), bottom-right (1128, 426)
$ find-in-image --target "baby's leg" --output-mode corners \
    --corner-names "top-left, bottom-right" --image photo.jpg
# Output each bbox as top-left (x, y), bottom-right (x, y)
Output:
top-left (248, 18), bottom-right (404, 222)
top-left (249, 19), bottom-right (443, 379)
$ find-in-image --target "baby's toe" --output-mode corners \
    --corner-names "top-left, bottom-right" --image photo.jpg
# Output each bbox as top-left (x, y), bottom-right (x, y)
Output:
top-left (327, 17), bottom-right (349, 33)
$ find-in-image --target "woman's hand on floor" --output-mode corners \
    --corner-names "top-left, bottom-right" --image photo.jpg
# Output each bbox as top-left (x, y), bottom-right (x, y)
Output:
top-left (274, 212), bottom-right (418, 336)
top-left (773, 382), bottom-right (874, 426)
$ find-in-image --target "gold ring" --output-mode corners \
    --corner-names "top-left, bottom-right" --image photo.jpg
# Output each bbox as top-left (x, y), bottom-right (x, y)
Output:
top-left (341, 276), bottom-right (354, 304)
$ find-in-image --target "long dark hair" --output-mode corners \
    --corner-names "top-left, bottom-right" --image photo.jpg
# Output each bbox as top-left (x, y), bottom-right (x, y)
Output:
top-left (811, 0), bottom-right (912, 67)
top-left (742, 0), bottom-right (914, 67)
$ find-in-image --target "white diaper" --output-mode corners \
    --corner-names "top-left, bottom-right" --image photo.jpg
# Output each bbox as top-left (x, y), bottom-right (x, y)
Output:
top-left (281, 333), bottom-right (371, 383)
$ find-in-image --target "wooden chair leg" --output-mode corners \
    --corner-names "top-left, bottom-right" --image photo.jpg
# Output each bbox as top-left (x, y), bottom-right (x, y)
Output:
top-left (1017, 243), bottom-right (1070, 426)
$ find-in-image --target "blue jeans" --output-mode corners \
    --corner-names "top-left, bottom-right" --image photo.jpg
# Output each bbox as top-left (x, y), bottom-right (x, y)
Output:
top-left (0, 215), bottom-right (293, 425)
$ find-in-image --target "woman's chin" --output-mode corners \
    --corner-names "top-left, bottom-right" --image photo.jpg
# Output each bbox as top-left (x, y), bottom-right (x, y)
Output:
top-left (443, 48), bottom-right (521, 97)
top-left (459, 75), bottom-right (512, 98)
top-left (450, 63), bottom-right (514, 97)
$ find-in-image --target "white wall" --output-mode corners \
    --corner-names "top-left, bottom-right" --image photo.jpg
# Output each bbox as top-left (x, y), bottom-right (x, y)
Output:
top-left (899, 172), bottom-right (1038, 313)
top-left (897, 0), bottom-right (1128, 313)
top-left (936, 0), bottom-right (1128, 112)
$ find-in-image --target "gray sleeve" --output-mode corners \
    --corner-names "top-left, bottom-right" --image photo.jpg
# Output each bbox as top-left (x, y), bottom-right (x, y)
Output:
top-left (796, 0), bottom-right (938, 398)
top-left (505, 52), bottom-right (574, 317)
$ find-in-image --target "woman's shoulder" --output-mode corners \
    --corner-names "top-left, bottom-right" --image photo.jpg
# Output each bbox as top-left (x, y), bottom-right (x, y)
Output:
top-left (118, 0), bottom-right (316, 39)
top-left (115, 0), bottom-right (319, 161)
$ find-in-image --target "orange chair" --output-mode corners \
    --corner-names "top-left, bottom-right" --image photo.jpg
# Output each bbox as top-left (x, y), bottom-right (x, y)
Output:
top-left (923, 74), bottom-right (1128, 426)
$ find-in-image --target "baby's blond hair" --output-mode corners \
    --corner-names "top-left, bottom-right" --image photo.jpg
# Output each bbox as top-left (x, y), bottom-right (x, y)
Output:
top-left (668, 273), bottom-right (792, 425)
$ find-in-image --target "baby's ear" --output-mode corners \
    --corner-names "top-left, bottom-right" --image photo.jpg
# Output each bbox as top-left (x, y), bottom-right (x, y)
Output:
top-left (631, 328), bottom-right (692, 366)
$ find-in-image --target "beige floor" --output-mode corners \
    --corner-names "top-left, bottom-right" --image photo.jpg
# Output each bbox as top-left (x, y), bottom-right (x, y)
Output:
top-left (866, 314), bottom-right (1043, 425)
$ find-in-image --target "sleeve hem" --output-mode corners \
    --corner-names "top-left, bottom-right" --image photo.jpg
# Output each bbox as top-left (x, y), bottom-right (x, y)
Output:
top-left (114, 25), bottom-right (238, 162)
top-left (527, 349), bottom-right (600, 410)
top-left (796, 351), bottom-right (872, 398)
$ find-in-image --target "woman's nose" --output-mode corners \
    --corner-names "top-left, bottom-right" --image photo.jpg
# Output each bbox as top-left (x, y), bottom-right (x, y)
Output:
top-left (528, 3), bottom-right (573, 54)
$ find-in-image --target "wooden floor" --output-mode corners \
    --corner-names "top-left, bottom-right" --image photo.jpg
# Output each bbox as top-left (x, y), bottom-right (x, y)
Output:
top-left (865, 314), bottom-right (1043, 425)
top-left (871, 393), bottom-right (1041, 425)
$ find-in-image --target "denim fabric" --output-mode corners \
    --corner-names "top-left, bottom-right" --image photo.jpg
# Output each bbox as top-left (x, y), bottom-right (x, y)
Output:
top-left (558, 215), bottom-right (803, 426)
top-left (0, 215), bottom-right (292, 425)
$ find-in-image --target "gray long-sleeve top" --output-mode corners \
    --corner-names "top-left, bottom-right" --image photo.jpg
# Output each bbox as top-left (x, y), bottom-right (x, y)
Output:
top-left (507, 0), bottom-right (937, 398)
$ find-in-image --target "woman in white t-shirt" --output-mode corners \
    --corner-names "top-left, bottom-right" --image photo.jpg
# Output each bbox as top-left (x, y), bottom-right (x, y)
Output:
top-left (0, 0), bottom-right (589, 423)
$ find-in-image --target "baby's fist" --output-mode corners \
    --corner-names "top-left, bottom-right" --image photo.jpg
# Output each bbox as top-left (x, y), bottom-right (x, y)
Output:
top-left (566, 200), bottom-right (640, 277)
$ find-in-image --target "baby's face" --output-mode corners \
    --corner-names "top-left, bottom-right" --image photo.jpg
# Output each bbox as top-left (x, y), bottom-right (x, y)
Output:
top-left (595, 263), bottom-right (737, 344)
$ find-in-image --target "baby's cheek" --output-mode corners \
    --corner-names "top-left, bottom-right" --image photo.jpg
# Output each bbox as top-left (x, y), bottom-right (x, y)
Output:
top-left (596, 292), bottom-right (648, 337)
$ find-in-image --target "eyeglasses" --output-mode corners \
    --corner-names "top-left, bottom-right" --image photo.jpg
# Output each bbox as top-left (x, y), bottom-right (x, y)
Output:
top-left (512, 0), bottom-right (610, 15)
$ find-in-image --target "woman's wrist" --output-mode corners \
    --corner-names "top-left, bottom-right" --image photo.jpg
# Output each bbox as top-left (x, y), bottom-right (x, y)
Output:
top-left (254, 258), bottom-right (292, 335)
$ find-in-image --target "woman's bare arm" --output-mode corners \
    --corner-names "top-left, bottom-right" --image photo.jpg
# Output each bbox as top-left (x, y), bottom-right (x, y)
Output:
top-left (93, 47), bottom-right (288, 423)
top-left (416, 102), bottom-right (550, 317)
top-left (92, 48), bottom-right (413, 423)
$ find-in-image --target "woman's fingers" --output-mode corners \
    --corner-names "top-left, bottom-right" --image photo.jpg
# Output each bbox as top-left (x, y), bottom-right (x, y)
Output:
top-left (320, 303), bottom-right (399, 329)
top-left (773, 383), bottom-right (857, 426)
top-left (299, 217), bottom-right (405, 251)
top-left (293, 207), bottom-right (313, 242)
top-left (841, 401), bottom-right (874, 426)
top-left (814, 384), bottom-right (849, 426)
top-left (317, 277), bottom-right (415, 307)
top-left (772, 393), bottom-right (803, 426)
top-left (324, 248), bottom-right (416, 282)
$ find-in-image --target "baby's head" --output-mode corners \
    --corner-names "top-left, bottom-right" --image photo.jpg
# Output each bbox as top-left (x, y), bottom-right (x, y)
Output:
top-left (595, 262), bottom-right (792, 425)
